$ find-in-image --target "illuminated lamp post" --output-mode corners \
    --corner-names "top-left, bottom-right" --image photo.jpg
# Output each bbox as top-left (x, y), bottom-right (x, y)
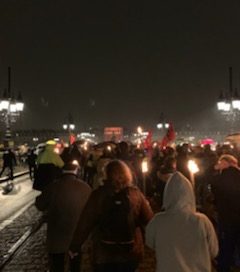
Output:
top-left (157, 112), bottom-right (169, 130)
top-left (0, 67), bottom-right (24, 147)
top-left (217, 67), bottom-right (240, 130)
top-left (63, 113), bottom-right (75, 144)
top-left (156, 112), bottom-right (169, 142)
top-left (156, 122), bottom-right (169, 130)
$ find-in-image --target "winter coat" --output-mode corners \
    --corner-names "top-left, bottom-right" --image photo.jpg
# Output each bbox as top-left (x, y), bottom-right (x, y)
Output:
top-left (212, 166), bottom-right (240, 229)
top-left (71, 183), bottom-right (154, 265)
top-left (2, 150), bottom-right (17, 167)
top-left (35, 174), bottom-right (92, 253)
top-left (146, 171), bottom-right (218, 272)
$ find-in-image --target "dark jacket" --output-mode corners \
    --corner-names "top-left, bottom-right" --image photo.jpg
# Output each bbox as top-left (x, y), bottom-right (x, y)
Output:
top-left (3, 150), bottom-right (16, 167)
top-left (35, 174), bottom-right (92, 253)
top-left (71, 183), bottom-right (154, 264)
top-left (212, 166), bottom-right (240, 228)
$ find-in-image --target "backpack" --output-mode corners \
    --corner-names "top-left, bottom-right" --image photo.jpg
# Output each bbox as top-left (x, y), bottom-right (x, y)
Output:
top-left (100, 187), bottom-right (136, 250)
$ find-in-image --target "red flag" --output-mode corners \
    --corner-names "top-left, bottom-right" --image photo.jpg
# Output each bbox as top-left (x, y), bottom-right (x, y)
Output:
top-left (143, 130), bottom-right (153, 149)
top-left (69, 133), bottom-right (76, 145)
top-left (160, 123), bottom-right (175, 149)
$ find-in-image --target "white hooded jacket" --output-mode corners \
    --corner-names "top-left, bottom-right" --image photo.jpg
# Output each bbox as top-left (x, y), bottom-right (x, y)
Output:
top-left (146, 171), bottom-right (218, 272)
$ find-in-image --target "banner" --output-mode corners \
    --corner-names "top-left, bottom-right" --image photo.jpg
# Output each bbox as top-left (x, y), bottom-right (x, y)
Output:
top-left (160, 122), bottom-right (176, 148)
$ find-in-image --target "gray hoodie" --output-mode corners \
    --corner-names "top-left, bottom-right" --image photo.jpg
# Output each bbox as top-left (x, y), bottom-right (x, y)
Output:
top-left (146, 171), bottom-right (218, 272)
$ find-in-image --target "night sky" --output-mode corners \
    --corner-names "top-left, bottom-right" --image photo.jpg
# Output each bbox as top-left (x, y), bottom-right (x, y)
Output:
top-left (1, 1), bottom-right (240, 132)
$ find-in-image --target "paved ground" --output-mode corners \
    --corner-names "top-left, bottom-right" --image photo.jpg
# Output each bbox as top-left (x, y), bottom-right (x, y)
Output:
top-left (2, 204), bottom-right (239, 272)
top-left (0, 174), bottom-right (240, 271)
top-left (1, 219), bottom-right (155, 272)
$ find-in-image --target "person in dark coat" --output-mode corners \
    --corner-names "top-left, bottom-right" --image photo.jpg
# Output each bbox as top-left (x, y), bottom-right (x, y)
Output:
top-left (212, 154), bottom-right (240, 272)
top-left (0, 148), bottom-right (17, 180)
top-left (26, 148), bottom-right (37, 180)
top-left (35, 162), bottom-right (92, 272)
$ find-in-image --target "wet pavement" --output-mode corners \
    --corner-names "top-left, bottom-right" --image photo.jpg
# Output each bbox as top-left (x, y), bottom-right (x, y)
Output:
top-left (0, 203), bottom-right (155, 272)
top-left (0, 176), bottom-right (239, 272)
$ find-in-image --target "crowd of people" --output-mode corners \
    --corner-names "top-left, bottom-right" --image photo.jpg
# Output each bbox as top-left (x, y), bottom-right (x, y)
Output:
top-left (30, 139), bottom-right (240, 271)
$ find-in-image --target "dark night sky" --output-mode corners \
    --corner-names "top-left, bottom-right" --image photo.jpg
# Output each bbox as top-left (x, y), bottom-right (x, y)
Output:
top-left (1, 0), bottom-right (240, 132)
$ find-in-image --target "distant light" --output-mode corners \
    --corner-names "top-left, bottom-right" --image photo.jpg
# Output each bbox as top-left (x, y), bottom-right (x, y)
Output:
top-left (165, 123), bottom-right (169, 129)
top-left (232, 99), bottom-right (240, 110)
top-left (63, 124), bottom-right (68, 130)
top-left (10, 104), bottom-right (17, 112)
top-left (152, 142), bottom-right (158, 148)
top-left (16, 102), bottom-right (24, 111)
top-left (1, 100), bottom-right (9, 110)
top-left (69, 124), bottom-right (75, 130)
top-left (217, 101), bottom-right (226, 111)
top-left (223, 102), bottom-right (231, 111)
top-left (137, 126), bottom-right (143, 134)
top-left (157, 123), bottom-right (163, 129)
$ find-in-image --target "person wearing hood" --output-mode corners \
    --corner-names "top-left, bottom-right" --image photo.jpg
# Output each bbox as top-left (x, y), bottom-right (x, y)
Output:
top-left (146, 171), bottom-right (218, 272)
top-left (33, 140), bottom-right (64, 191)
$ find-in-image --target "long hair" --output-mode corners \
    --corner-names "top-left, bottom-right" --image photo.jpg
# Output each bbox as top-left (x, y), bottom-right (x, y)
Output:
top-left (105, 159), bottom-right (133, 190)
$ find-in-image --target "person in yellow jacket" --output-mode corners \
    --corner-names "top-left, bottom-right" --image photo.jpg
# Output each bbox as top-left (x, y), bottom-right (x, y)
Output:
top-left (33, 140), bottom-right (64, 191)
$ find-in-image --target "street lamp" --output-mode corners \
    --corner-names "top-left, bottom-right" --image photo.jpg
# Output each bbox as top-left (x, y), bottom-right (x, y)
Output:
top-left (156, 122), bottom-right (169, 129)
top-left (0, 67), bottom-right (24, 146)
top-left (156, 112), bottom-right (169, 130)
top-left (156, 113), bottom-right (169, 143)
top-left (217, 67), bottom-right (240, 122)
top-left (63, 113), bottom-right (75, 144)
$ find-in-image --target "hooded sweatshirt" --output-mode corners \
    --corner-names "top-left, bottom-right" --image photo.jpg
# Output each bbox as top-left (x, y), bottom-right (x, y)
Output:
top-left (146, 171), bottom-right (218, 272)
top-left (37, 144), bottom-right (64, 168)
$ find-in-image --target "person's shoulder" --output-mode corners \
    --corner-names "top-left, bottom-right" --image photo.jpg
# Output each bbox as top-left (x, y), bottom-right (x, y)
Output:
top-left (194, 211), bottom-right (214, 227)
top-left (127, 185), bottom-right (139, 192)
top-left (75, 178), bottom-right (92, 190)
top-left (148, 211), bottom-right (167, 224)
top-left (222, 166), bottom-right (240, 179)
top-left (127, 185), bottom-right (143, 197)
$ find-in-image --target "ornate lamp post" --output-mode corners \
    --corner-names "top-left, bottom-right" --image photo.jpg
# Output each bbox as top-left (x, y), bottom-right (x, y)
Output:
top-left (156, 112), bottom-right (169, 130)
top-left (0, 67), bottom-right (24, 147)
top-left (217, 67), bottom-right (240, 126)
top-left (156, 112), bottom-right (169, 142)
top-left (63, 113), bottom-right (75, 144)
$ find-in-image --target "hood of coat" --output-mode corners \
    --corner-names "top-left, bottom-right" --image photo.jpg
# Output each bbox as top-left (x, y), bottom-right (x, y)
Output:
top-left (162, 171), bottom-right (196, 212)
